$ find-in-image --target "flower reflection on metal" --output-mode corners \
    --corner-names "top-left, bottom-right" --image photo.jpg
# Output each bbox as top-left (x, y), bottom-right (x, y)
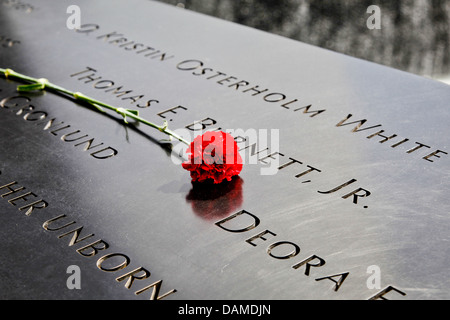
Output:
top-left (186, 177), bottom-right (244, 220)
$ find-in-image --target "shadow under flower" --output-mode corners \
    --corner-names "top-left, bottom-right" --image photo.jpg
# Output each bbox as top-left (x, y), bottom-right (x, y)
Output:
top-left (186, 176), bottom-right (244, 221)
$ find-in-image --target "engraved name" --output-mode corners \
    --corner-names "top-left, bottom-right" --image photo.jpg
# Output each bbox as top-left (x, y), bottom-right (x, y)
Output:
top-left (216, 210), bottom-right (407, 300)
top-left (75, 24), bottom-right (174, 62)
top-left (160, 111), bottom-right (372, 209)
top-left (0, 170), bottom-right (177, 300)
top-left (233, 131), bottom-right (372, 209)
top-left (175, 60), bottom-right (447, 164)
top-left (70, 66), bottom-right (160, 108)
top-left (173, 59), bottom-right (447, 164)
top-left (73, 23), bottom-right (447, 165)
top-left (0, 95), bottom-right (118, 159)
top-left (176, 59), bottom-right (326, 117)
top-left (336, 113), bottom-right (448, 163)
top-left (0, 178), bottom-right (48, 216)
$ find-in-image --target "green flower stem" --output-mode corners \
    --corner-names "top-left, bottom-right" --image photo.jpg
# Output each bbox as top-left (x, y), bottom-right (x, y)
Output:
top-left (0, 67), bottom-right (190, 146)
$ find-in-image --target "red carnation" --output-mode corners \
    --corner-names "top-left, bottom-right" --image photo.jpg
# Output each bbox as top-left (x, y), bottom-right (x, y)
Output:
top-left (182, 131), bottom-right (243, 184)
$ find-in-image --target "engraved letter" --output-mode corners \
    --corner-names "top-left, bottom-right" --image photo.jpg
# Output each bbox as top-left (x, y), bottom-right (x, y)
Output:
top-left (176, 59), bottom-right (203, 71)
top-left (116, 267), bottom-right (151, 289)
top-left (19, 199), bottom-right (48, 216)
top-left (61, 130), bottom-right (89, 142)
top-left (8, 192), bottom-right (37, 206)
top-left (336, 114), bottom-right (382, 133)
top-left (267, 241), bottom-right (301, 260)
top-left (76, 239), bottom-right (109, 257)
top-left (74, 138), bottom-right (104, 151)
top-left (96, 253), bottom-right (130, 272)
top-left (70, 66), bottom-right (96, 77)
top-left (58, 226), bottom-right (95, 247)
top-left (90, 147), bottom-right (118, 159)
top-left (135, 280), bottom-right (177, 300)
top-left (369, 286), bottom-right (406, 300)
top-left (366, 130), bottom-right (397, 143)
top-left (316, 272), bottom-right (349, 292)
top-left (406, 142), bottom-right (431, 154)
top-left (292, 255), bottom-right (326, 276)
top-left (0, 181), bottom-right (25, 198)
top-left (75, 24), bottom-right (99, 34)
top-left (24, 111), bottom-right (47, 122)
top-left (215, 210), bottom-right (260, 233)
top-left (423, 150), bottom-right (448, 163)
top-left (243, 85), bottom-right (268, 96)
top-left (342, 187), bottom-right (371, 205)
top-left (246, 230), bottom-right (277, 247)
top-left (295, 165), bottom-right (322, 179)
top-left (263, 92), bottom-right (286, 103)
top-left (293, 104), bottom-right (326, 118)
top-left (318, 179), bottom-right (357, 194)
top-left (0, 96), bottom-right (31, 110)
top-left (185, 118), bottom-right (217, 131)
top-left (42, 214), bottom-right (76, 231)
top-left (157, 106), bottom-right (187, 121)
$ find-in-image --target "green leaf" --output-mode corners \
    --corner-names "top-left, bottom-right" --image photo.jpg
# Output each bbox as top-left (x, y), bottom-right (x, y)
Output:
top-left (17, 83), bottom-right (45, 92)
top-left (125, 109), bottom-right (139, 116)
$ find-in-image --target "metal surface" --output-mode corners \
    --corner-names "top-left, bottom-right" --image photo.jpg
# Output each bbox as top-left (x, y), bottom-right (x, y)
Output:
top-left (0, 0), bottom-right (449, 300)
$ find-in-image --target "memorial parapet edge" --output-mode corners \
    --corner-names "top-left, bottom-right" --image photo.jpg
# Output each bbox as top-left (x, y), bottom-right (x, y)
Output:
top-left (0, 0), bottom-right (449, 300)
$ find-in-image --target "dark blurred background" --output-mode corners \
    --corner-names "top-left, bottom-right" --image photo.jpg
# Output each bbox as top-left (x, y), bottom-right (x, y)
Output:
top-left (155, 0), bottom-right (450, 85)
